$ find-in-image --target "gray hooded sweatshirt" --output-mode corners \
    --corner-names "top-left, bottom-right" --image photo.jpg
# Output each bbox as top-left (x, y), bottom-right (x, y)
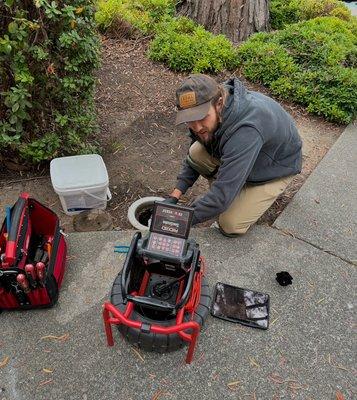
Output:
top-left (175, 78), bottom-right (302, 225)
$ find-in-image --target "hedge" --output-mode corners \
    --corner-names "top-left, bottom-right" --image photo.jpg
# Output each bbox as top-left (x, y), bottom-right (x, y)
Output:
top-left (0, 0), bottom-right (100, 164)
top-left (270, 0), bottom-right (352, 30)
top-left (237, 17), bottom-right (357, 123)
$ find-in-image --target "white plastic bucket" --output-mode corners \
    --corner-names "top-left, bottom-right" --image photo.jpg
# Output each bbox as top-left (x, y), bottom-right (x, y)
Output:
top-left (50, 154), bottom-right (111, 216)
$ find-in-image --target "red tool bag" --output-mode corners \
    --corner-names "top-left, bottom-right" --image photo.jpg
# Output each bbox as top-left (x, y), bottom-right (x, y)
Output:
top-left (0, 193), bottom-right (67, 310)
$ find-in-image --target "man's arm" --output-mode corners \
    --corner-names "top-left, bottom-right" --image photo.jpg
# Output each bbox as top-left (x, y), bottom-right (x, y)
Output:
top-left (173, 152), bottom-right (200, 196)
top-left (191, 127), bottom-right (263, 225)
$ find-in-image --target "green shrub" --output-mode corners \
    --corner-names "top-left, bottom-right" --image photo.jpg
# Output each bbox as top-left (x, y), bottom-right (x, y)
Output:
top-left (270, 0), bottom-right (352, 29)
top-left (95, 0), bottom-right (175, 34)
top-left (298, 0), bottom-right (351, 21)
top-left (237, 17), bottom-right (357, 123)
top-left (95, 0), bottom-right (125, 31)
top-left (237, 36), bottom-right (298, 85)
top-left (275, 17), bottom-right (356, 68)
top-left (149, 17), bottom-right (238, 73)
top-left (0, 0), bottom-right (100, 164)
top-left (269, 0), bottom-right (300, 30)
top-left (271, 67), bottom-right (357, 123)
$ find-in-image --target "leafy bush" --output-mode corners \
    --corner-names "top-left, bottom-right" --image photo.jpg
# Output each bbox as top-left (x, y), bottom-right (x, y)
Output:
top-left (270, 0), bottom-right (352, 29)
top-left (271, 67), bottom-right (357, 123)
top-left (269, 0), bottom-right (301, 29)
top-left (95, 0), bottom-right (175, 35)
top-left (237, 17), bottom-right (357, 123)
top-left (275, 17), bottom-right (356, 68)
top-left (0, 0), bottom-right (100, 164)
top-left (148, 17), bottom-right (238, 73)
top-left (95, 0), bottom-right (125, 31)
top-left (235, 36), bottom-right (298, 85)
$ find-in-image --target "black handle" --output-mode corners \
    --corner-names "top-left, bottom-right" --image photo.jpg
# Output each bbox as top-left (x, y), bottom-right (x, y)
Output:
top-left (126, 294), bottom-right (176, 312)
top-left (8, 197), bottom-right (26, 242)
top-left (176, 246), bottom-right (200, 309)
top-left (120, 231), bottom-right (141, 301)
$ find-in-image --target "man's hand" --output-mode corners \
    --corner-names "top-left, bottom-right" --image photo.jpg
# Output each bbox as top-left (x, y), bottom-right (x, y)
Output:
top-left (160, 188), bottom-right (182, 205)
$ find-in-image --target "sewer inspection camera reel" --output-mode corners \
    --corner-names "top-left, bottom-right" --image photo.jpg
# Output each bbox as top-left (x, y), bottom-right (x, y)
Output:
top-left (102, 202), bottom-right (211, 363)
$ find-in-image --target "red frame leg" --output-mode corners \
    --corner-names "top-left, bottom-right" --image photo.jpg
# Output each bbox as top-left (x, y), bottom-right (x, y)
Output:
top-left (103, 303), bottom-right (114, 346)
top-left (102, 301), bottom-right (201, 363)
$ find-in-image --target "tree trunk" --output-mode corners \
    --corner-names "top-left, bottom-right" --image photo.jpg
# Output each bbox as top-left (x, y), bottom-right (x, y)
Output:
top-left (177, 0), bottom-right (270, 44)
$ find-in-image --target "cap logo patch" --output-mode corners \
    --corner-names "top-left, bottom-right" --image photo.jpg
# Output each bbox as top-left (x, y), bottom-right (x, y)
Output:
top-left (179, 91), bottom-right (197, 109)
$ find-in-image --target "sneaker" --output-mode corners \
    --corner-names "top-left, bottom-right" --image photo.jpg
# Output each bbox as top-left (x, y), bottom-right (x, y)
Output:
top-left (210, 221), bottom-right (220, 230)
top-left (210, 221), bottom-right (240, 237)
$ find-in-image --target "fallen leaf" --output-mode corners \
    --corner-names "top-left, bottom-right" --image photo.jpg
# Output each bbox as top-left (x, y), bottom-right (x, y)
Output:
top-left (131, 346), bottom-right (145, 363)
top-left (152, 389), bottom-right (169, 400)
top-left (0, 356), bottom-right (9, 368)
top-left (40, 333), bottom-right (69, 342)
top-left (327, 355), bottom-right (350, 372)
top-left (288, 381), bottom-right (304, 390)
top-left (268, 373), bottom-right (285, 384)
top-left (336, 390), bottom-right (345, 400)
top-left (43, 368), bottom-right (53, 373)
top-left (249, 357), bottom-right (260, 368)
top-left (38, 379), bottom-right (53, 387)
top-left (227, 380), bottom-right (240, 390)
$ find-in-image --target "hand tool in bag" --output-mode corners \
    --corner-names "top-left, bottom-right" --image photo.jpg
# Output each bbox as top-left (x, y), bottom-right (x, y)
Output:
top-left (33, 236), bottom-right (46, 263)
top-left (44, 239), bottom-right (52, 259)
top-left (33, 236), bottom-right (52, 264)
top-left (24, 263), bottom-right (41, 304)
top-left (3, 195), bottom-right (32, 269)
top-left (25, 264), bottom-right (37, 288)
top-left (16, 274), bottom-right (30, 294)
top-left (35, 262), bottom-right (46, 286)
top-left (41, 251), bottom-right (49, 265)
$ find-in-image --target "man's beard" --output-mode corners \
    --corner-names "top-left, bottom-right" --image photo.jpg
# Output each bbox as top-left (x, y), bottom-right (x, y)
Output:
top-left (195, 132), bottom-right (214, 146)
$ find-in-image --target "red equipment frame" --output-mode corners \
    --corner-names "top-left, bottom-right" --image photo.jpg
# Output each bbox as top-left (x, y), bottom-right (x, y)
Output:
top-left (103, 257), bottom-right (206, 364)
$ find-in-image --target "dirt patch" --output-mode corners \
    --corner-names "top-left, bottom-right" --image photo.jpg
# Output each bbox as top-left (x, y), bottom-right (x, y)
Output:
top-left (0, 37), bottom-right (344, 232)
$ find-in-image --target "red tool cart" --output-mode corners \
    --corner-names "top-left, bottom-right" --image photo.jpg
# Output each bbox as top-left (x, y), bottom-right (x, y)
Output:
top-left (103, 202), bottom-right (211, 364)
top-left (0, 193), bottom-right (67, 310)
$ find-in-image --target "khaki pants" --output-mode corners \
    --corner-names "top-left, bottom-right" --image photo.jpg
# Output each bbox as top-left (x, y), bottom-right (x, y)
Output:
top-left (188, 141), bottom-right (293, 235)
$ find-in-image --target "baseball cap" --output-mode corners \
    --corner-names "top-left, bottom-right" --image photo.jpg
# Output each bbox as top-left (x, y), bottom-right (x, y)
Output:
top-left (175, 74), bottom-right (219, 125)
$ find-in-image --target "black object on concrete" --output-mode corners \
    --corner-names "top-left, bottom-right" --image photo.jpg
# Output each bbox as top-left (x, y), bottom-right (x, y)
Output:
top-left (211, 282), bottom-right (270, 329)
top-left (276, 271), bottom-right (293, 286)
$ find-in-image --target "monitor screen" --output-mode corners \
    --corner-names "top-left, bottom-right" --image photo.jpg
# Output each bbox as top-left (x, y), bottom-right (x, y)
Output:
top-left (150, 203), bottom-right (194, 239)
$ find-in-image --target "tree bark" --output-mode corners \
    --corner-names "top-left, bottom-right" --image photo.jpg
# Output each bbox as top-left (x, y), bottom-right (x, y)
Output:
top-left (177, 0), bottom-right (270, 44)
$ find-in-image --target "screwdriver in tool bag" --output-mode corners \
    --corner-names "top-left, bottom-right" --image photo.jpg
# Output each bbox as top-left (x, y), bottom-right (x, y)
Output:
top-left (25, 264), bottom-right (40, 304)
top-left (35, 262), bottom-right (46, 286)
top-left (16, 274), bottom-right (30, 294)
top-left (25, 264), bottom-right (37, 288)
top-left (35, 262), bottom-right (47, 303)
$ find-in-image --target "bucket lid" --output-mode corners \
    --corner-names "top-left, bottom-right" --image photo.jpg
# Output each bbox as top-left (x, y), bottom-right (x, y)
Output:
top-left (50, 154), bottom-right (109, 192)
